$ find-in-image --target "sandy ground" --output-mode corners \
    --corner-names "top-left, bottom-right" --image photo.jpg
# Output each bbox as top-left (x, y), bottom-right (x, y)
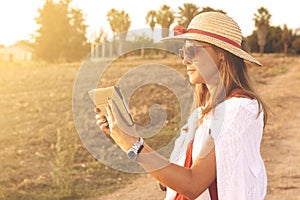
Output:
top-left (98, 57), bottom-right (300, 200)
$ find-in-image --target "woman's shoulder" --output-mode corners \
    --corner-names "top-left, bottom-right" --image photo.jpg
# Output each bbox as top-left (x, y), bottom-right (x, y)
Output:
top-left (208, 98), bottom-right (264, 140)
top-left (209, 97), bottom-right (263, 127)
top-left (219, 97), bottom-right (261, 116)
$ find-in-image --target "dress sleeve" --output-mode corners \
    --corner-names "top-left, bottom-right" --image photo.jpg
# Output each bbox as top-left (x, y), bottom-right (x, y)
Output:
top-left (210, 98), bottom-right (266, 199)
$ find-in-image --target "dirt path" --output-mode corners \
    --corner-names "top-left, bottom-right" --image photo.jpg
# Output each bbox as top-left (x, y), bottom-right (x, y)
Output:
top-left (98, 57), bottom-right (300, 200)
top-left (258, 57), bottom-right (300, 200)
top-left (95, 174), bottom-right (165, 200)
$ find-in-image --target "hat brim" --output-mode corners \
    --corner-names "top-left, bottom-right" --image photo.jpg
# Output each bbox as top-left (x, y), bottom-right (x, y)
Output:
top-left (162, 33), bottom-right (262, 66)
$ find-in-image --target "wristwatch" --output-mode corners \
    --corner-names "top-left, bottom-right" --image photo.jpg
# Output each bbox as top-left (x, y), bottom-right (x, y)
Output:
top-left (127, 137), bottom-right (144, 160)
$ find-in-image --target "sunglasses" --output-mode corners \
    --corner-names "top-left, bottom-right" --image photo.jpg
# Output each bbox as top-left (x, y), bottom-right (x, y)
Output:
top-left (179, 45), bottom-right (211, 61)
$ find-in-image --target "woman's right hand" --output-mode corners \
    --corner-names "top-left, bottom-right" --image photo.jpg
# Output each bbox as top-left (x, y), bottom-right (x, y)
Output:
top-left (93, 99), bottom-right (139, 152)
top-left (94, 107), bottom-right (111, 135)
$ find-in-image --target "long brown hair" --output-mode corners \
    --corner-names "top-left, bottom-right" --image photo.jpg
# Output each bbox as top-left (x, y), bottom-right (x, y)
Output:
top-left (196, 46), bottom-right (269, 126)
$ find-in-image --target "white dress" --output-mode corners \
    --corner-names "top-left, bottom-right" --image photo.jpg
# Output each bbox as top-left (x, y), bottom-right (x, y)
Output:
top-left (164, 97), bottom-right (267, 200)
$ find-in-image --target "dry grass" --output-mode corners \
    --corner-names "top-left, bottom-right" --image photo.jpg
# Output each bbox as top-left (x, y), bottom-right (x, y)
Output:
top-left (0, 60), bottom-right (135, 199)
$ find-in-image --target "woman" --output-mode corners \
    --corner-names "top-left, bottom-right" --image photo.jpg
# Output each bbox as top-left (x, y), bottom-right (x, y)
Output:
top-left (95, 12), bottom-right (268, 200)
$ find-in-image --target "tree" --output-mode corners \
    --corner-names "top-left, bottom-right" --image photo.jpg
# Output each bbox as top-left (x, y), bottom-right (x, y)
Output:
top-left (177, 3), bottom-right (200, 27)
top-left (34, 0), bottom-right (88, 62)
top-left (282, 24), bottom-right (292, 54)
top-left (200, 7), bottom-right (226, 14)
top-left (291, 28), bottom-right (300, 54)
top-left (145, 10), bottom-right (157, 40)
top-left (34, 0), bottom-right (69, 62)
top-left (94, 27), bottom-right (108, 44)
top-left (107, 9), bottom-right (131, 54)
top-left (107, 9), bottom-right (131, 36)
top-left (246, 25), bottom-right (300, 54)
top-left (176, 5), bottom-right (226, 28)
top-left (292, 37), bottom-right (300, 54)
top-left (264, 26), bottom-right (283, 53)
top-left (65, 7), bottom-right (89, 62)
top-left (246, 31), bottom-right (259, 52)
top-left (90, 27), bottom-right (109, 58)
top-left (253, 7), bottom-right (271, 56)
top-left (156, 5), bottom-right (175, 38)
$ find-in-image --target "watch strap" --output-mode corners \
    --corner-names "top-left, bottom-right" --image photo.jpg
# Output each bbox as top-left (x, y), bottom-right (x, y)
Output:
top-left (127, 137), bottom-right (144, 159)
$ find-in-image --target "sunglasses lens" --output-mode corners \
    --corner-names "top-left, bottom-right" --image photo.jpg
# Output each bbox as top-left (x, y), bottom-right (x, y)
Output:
top-left (179, 46), bottom-right (197, 60)
top-left (186, 47), bottom-right (196, 59)
top-left (179, 48), bottom-right (184, 59)
top-left (180, 45), bottom-right (206, 61)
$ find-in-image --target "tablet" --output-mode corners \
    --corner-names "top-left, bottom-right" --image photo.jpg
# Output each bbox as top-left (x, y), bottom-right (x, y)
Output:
top-left (88, 86), bottom-right (135, 126)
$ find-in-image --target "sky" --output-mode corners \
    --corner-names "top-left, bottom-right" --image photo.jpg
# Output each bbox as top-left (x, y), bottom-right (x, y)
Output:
top-left (0, 0), bottom-right (299, 46)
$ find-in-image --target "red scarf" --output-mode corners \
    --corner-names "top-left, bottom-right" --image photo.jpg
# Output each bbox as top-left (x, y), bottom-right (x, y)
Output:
top-left (173, 139), bottom-right (218, 200)
top-left (174, 89), bottom-right (253, 200)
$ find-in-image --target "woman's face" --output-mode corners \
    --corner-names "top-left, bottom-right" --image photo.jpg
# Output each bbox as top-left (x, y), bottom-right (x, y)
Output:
top-left (180, 40), bottom-right (219, 85)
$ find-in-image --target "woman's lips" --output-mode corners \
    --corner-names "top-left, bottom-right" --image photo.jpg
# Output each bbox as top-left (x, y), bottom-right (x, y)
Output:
top-left (187, 68), bottom-right (196, 74)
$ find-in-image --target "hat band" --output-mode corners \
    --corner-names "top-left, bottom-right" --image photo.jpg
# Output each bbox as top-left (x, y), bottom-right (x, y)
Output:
top-left (186, 29), bottom-right (241, 48)
top-left (174, 26), bottom-right (241, 48)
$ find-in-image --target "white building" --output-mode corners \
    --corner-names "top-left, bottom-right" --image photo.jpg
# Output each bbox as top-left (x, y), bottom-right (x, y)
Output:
top-left (0, 44), bottom-right (33, 62)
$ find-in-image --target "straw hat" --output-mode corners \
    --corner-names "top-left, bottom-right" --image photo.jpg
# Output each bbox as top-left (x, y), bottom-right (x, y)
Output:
top-left (162, 12), bottom-right (261, 66)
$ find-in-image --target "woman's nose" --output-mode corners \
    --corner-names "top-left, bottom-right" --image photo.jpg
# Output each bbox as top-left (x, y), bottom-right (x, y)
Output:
top-left (182, 57), bottom-right (191, 65)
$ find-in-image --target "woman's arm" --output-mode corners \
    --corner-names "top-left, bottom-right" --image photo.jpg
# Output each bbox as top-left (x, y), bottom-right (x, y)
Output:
top-left (95, 99), bottom-right (216, 199)
top-left (138, 143), bottom-right (216, 200)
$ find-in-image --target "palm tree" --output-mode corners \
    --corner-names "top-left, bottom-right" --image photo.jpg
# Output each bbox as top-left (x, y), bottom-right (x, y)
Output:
top-left (176, 6), bottom-right (225, 28)
top-left (107, 9), bottom-right (131, 36)
top-left (253, 7), bottom-right (271, 56)
top-left (145, 10), bottom-right (157, 40)
top-left (156, 5), bottom-right (175, 38)
top-left (107, 9), bottom-right (118, 34)
top-left (93, 27), bottom-right (108, 58)
top-left (177, 3), bottom-right (200, 27)
top-left (200, 7), bottom-right (226, 14)
top-left (282, 24), bottom-right (292, 54)
top-left (107, 9), bottom-right (131, 55)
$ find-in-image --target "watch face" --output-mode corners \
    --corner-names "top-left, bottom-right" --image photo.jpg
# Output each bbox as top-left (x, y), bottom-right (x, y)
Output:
top-left (127, 150), bottom-right (137, 160)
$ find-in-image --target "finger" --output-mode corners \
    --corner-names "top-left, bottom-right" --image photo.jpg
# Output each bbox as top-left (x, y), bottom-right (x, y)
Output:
top-left (96, 118), bottom-right (107, 126)
top-left (99, 122), bottom-right (110, 134)
top-left (95, 114), bottom-right (101, 120)
top-left (94, 107), bottom-right (101, 113)
top-left (107, 97), bottom-right (133, 130)
top-left (105, 100), bottom-right (115, 123)
top-left (99, 122), bottom-right (109, 128)
top-left (95, 114), bottom-right (106, 121)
